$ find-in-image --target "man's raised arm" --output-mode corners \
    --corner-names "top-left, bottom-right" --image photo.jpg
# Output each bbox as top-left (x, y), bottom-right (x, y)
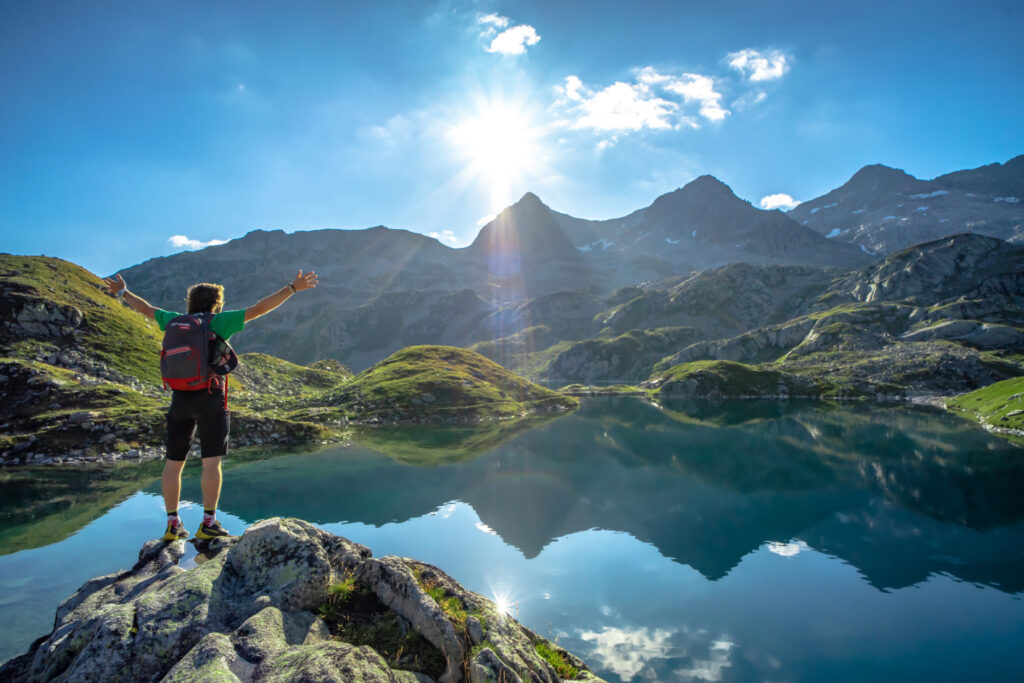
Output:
top-left (104, 274), bottom-right (157, 319)
top-left (244, 270), bottom-right (319, 323)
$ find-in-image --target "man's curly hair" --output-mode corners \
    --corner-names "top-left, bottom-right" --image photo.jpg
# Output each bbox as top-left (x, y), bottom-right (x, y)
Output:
top-left (185, 283), bottom-right (225, 314)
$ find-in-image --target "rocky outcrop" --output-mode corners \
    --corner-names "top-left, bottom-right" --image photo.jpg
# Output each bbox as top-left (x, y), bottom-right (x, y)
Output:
top-left (542, 327), bottom-right (702, 383)
top-left (4, 299), bottom-right (84, 340)
top-left (0, 518), bottom-right (604, 683)
top-left (599, 263), bottom-right (838, 339)
top-left (823, 234), bottom-right (1024, 307)
top-left (901, 320), bottom-right (1024, 349)
top-left (657, 318), bottom-right (815, 368)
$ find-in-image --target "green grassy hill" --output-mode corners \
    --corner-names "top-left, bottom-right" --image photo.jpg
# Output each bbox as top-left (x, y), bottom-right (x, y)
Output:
top-left (0, 254), bottom-right (164, 383)
top-left (946, 378), bottom-right (1024, 445)
top-left (1, 257), bottom-right (576, 466)
top-left (328, 345), bottom-right (577, 424)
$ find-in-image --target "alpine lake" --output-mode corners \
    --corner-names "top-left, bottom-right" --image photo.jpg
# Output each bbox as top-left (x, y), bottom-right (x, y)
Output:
top-left (1, 397), bottom-right (1023, 682)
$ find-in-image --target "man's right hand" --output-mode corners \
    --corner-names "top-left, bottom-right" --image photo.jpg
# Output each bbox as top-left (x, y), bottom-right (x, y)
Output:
top-left (104, 274), bottom-right (127, 296)
top-left (291, 270), bottom-right (319, 292)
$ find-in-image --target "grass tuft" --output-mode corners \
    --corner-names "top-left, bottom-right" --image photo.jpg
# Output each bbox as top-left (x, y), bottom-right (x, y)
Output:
top-left (535, 640), bottom-right (580, 679)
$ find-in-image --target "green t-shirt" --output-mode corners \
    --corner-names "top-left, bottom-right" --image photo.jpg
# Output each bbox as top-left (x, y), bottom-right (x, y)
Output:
top-left (154, 309), bottom-right (246, 340)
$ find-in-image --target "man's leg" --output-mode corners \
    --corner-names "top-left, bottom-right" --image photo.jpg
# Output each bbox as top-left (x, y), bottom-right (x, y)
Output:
top-left (195, 393), bottom-right (231, 538)
top-left (163, 409), bottom-right (195, 540)
top-left (162, 458), bottom-right (187, 513)
top-left (200, 456), bottom-right (223, 513)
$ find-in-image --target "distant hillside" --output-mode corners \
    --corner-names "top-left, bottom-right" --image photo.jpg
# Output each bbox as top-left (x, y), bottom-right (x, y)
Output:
top-left (500, 235), bottom-right (1024, 403)
top-left (790, 155), bottom-right (1024, 253)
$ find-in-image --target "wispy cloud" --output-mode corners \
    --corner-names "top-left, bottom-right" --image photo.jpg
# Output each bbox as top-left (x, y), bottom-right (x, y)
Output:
top-left (727, 48), bottom-right (790, 81)
top-left (487, 24), bottom-right (541, 55)
top-left (732, 90), bottom-right (767, 110)
top-left (168, 235), bottom-right (227, 250)
top-left (477, 13), bottom-right (509, 31)
top-left (428, 229), bottom-right (462, 246)
top-left (760, 193), bottom-right (799, 210)
top-left (643, 68), bottom-right (730, 122)
top-left (364, 113), bottom-right (417, 149)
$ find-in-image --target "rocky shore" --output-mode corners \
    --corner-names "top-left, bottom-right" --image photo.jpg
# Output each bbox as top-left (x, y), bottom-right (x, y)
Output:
top-left (0, 517), bottom-right (604, 683)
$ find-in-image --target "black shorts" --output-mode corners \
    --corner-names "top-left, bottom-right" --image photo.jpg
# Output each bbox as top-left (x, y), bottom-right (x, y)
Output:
top-left (166, 388), bottom-right (230, 461)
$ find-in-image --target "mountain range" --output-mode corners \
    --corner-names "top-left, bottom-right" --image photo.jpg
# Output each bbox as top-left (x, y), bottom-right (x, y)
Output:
top-left (791, 155), bottom-right (1023, 253)
top-left (116, 156), bottom-right (1023, 375)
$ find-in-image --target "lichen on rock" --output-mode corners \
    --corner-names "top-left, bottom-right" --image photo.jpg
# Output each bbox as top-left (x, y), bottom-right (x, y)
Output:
top-left (0, 517), bottom-right (605, 683)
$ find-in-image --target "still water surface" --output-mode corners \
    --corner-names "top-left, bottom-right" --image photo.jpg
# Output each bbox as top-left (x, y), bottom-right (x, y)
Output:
top-left (1, 398), bottom-right (1023, 681)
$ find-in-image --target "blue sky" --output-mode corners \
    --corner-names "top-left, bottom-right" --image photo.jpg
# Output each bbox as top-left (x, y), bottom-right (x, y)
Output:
top-left (2, 0), bottom-right (1022, 275)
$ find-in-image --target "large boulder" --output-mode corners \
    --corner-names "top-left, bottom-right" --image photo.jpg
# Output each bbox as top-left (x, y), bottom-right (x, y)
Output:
top-left (0, 518), bottom-right (604, 683)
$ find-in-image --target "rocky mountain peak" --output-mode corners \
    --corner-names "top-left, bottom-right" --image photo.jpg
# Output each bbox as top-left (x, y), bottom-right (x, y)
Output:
top-left (516, 191), bottom-right (545, 206)
top-left (469, 191), bottom-right (574, 257)
top-left (844, 164), bottom-right (918, 191)
top-left (684, 174), bottom-right (735, 194)
top-left (646, 175), bottom-right (747, 219)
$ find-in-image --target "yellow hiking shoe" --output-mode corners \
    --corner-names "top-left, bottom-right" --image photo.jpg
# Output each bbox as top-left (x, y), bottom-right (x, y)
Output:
top-left (162, 520), bottom-right (189, 542)
top-left (195, 520), bottom-right (231, 540)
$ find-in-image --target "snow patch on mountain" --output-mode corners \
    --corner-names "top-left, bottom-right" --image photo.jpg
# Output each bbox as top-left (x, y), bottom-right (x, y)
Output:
top-left (910, 190), bottom-right (949, 199)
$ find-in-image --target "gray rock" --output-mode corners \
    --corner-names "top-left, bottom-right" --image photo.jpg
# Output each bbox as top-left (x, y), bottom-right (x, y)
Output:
top-left (0, 518), bottom-right (604, 683)
top-left (466, 616), bottom-right (484, 645)
top-left (470, 647), bottom-right (521, 683)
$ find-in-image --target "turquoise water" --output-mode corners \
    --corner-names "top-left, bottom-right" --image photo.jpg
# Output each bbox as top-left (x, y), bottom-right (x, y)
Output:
top-left (1, 398), bottom-right (1023, 681)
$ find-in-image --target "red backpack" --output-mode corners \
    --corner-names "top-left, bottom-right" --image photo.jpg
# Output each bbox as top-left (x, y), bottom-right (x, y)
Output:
top-left (160, 313), bottom-right (221, 391)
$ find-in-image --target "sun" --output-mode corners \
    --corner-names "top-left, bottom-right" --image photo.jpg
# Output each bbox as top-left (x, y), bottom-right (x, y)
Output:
top-left (447, 96), bottom-right (545, 208)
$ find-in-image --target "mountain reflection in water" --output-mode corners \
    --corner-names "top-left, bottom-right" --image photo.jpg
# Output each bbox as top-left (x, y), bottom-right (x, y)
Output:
top-left (172, 398), bottom-right (1024, 593)
top-left (3, 398), bottom-right (1023, 680)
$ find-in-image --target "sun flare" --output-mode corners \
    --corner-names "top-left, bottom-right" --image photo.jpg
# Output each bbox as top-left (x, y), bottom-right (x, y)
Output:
top-left (447, 97), bottom-right (545, 207)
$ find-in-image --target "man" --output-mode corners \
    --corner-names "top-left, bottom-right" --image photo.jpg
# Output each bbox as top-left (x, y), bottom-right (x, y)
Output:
top-left (104, 270), bottom-right (318, 541)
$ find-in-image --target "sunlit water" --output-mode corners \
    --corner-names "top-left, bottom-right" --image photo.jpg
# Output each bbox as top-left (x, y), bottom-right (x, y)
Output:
top-left (2, 398), bottom-right (1023, 681)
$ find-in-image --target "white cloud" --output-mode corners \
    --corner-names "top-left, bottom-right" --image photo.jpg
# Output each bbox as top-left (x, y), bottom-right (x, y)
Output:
top-left (564, 75), bottom-right (584, 101)
top-left (428, 230), bottom-right (462, 246)
top-left (578, 626), bottom-right (676, 682)
top-left (727, 49), bottom-right (790, 81)
top-left (476, 214), bottom-right (496, 226)
top-left (477, 13), bottom-right (509, 30)
top-left (766, 540), bottom-right (807, 556)
top-left (655, 70), bottom-right (730, 122)
top-left (487, 24), bottom-right (540, 55)
top-left (563, 77), bottom-right (677, 132)
top-left (168, 235), bottom-right (227, 250)
top-left (759, 193), bottom-right (800, 210)
top-left (559, 68), bottom-right (727, 134)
